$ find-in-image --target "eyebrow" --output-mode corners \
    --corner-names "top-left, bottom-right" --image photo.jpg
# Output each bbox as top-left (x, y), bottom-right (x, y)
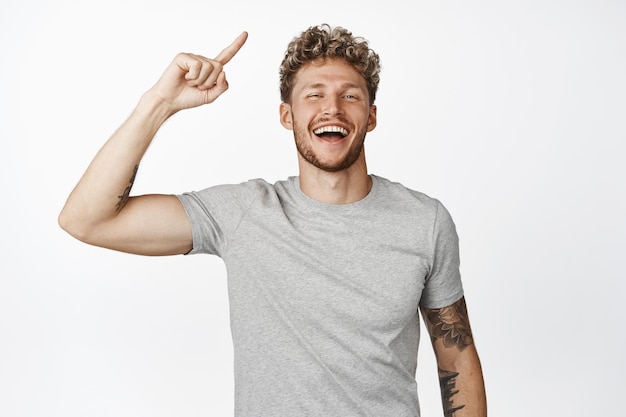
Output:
top-left (303, 82), bottom-right (363, 91)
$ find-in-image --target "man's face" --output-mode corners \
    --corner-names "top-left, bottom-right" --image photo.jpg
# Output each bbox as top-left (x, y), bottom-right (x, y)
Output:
top-left (280, 59), bottom-right (377, 172)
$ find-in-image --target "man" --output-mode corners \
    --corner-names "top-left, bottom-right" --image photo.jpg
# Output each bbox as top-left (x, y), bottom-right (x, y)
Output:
top-left (59, 24), bottom-right (487, 417)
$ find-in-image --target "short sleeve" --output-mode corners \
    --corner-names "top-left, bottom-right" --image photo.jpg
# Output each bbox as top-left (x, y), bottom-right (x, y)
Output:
top-left (419, 200), bottom-right (464, 309)
top-left (176, 180), bottom-right (262, 257)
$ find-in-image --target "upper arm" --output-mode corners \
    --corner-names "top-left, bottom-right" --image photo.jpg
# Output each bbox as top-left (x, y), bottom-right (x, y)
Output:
top-left (74, 194), bottom-right (193, 256)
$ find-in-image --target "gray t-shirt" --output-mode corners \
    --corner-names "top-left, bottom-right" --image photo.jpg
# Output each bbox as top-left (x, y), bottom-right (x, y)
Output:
top-left (177, 174), bottom-right (463, 417)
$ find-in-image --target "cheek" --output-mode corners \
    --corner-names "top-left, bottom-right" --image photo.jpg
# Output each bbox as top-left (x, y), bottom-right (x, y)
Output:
top-left (290, 103), bottom-right (317, 120)
top-left (293, 121), bottom-right (311, 140)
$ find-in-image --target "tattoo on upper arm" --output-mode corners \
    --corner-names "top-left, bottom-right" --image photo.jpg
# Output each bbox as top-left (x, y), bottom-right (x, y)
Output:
top-left (115, 164), bottom-right (138, 212)
top-left (423, 297), bottom-right (473, 351)
top-left (439, 368), bottom-right (466, 416)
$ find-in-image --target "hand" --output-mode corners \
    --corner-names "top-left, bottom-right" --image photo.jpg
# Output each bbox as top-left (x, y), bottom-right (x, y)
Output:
top-left (150, 31), bottom-right (248, 112)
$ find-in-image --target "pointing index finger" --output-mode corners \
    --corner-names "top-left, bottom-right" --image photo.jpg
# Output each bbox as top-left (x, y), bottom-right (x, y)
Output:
top-left (214, 31), bottom-right (248, 65)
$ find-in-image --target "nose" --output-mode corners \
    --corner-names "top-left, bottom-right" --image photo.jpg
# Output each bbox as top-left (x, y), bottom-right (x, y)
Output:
top-left (323, 96), bottom-right (342, 116)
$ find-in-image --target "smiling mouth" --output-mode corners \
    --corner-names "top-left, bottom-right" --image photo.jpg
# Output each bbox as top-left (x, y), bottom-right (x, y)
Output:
top-left (313, 125), bottom-right (349, 139)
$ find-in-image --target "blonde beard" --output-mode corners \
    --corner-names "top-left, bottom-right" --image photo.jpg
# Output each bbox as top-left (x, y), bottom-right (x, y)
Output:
top-left (292, 121), bottom-right (367, 172)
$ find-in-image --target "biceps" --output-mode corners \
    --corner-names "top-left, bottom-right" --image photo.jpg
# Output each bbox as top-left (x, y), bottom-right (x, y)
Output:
top-left (92, 194), bottom-right (193, 256)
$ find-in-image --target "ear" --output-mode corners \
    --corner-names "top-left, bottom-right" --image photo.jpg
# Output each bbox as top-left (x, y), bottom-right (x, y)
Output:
top-left (366, 105), bottom-right (377, 132)
top-left (279, 102), bottom-right (293, 130)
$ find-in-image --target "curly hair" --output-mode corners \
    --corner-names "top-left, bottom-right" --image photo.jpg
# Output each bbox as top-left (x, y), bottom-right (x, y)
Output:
top-left (279, 24), bottom-right (381, 104)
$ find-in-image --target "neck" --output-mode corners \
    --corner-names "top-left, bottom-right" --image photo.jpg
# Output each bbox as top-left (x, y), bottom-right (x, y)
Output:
top-left (297, 156), bottom-right (371, 205)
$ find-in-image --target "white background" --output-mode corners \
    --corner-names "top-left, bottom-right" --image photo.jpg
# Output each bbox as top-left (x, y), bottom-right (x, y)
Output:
top-left (1, 0), bottom-right (624, 416)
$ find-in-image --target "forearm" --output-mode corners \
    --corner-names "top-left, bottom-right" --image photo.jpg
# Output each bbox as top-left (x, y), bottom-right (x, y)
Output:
top-left (59, 90), bottom-right (174, 239)
top-left (437, 345), bottom-right (487, 417)
top-left (421, 298), bottom-right (487, 416)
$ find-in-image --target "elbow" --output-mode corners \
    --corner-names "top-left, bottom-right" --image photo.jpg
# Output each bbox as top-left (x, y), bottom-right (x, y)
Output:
top-left (58, 207), bottom-right (80, 240)
top-left (58, 206), bottom-right (95, 244)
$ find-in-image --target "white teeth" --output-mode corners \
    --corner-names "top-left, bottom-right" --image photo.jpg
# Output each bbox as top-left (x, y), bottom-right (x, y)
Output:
top-left (313, 126), bottom-right (348, 136)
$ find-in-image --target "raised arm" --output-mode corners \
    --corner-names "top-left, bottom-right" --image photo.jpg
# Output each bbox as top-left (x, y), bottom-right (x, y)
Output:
top-left (421, 296), bottom-right (487, 417)
top-left (58, 32), bottom-right (248, 256)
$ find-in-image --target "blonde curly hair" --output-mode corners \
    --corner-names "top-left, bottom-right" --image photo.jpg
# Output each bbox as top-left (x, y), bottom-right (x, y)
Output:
top-left (279, 24), bottom-right (381, 105)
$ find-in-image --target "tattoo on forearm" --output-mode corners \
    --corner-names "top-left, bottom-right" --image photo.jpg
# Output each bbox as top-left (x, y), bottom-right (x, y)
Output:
top-left (424, 297), bottom-right (473, 351)
top-left (115, 164), bottom-right (138, 212)
top-left (439, 368), bottom-right (466, 416)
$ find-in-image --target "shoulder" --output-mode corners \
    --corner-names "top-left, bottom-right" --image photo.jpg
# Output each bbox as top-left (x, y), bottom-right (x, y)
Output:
top-left (183, 178), bottom-right (274, 200)
top-left (178, 178), bottom-right (300, 213)
top-left (372, 175), bottom-right (444, 213)
top-left (371, 175), bottom-right (458, 233)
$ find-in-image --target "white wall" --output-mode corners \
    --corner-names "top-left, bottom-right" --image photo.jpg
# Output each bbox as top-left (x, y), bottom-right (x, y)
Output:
top-left (1, 1), bottom-right (624, 416)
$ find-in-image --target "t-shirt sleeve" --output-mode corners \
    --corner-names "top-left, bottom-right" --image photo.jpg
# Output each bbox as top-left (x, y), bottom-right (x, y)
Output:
top-left (419, 200), bottom-right (464, 309)
top-left (176, 180), bottom-right (260, 257)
